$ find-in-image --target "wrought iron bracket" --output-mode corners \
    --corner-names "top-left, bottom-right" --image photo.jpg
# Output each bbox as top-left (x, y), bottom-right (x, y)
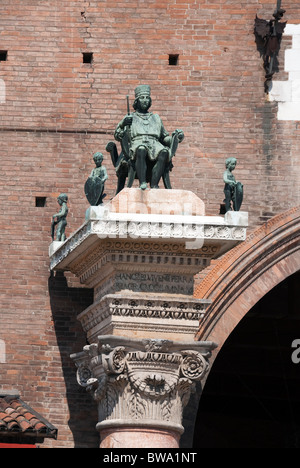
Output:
top-left (254, 1), bottom-right (286, 92)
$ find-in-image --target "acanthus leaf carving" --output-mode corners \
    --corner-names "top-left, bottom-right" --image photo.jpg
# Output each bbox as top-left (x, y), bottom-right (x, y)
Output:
top-left (71, 336), bottom-right (216, 432)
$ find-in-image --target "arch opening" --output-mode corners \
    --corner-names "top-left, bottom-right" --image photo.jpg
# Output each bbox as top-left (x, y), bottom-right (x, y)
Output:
top-left (193, 271), bottom-right (300, 448)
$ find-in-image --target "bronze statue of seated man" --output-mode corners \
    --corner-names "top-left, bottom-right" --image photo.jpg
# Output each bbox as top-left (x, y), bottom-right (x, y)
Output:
top-left (114, 85), bottom-right (184, 190)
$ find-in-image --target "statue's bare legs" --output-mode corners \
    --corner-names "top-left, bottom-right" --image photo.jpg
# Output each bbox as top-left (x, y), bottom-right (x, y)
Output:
top-left (151, 149), bottom-right (168, 188)
top-left (136, 146), bottom-right (169, 190)
top-left (135, 146), bottom-right (148, 190)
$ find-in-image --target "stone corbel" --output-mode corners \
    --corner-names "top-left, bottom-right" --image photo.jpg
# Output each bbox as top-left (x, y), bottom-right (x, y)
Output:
top-left (71, 335), bottom-right (217, 446)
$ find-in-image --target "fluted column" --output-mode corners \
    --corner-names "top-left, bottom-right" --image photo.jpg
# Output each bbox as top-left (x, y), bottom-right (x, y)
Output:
top-left (71, 335), bottom-right (216, 448)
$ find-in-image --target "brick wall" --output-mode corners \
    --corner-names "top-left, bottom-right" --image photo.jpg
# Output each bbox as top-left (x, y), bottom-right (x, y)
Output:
top-left (0, 0), bottom-right (299, 447)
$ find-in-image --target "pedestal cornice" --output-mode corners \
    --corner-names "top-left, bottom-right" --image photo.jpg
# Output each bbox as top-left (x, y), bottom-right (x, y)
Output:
top-left (49, 206), bottom-right (248, 278)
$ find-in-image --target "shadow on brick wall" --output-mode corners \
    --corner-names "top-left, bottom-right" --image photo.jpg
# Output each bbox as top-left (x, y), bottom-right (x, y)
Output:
top-left (48, 271), bottom-right (99, 448)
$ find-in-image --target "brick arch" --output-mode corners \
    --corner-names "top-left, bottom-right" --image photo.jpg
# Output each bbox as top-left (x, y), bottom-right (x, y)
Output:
top-left (194, 206), bottom-right (300, 362)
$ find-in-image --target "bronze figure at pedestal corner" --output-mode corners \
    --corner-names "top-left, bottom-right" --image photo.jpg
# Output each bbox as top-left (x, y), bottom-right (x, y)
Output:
top-left (110, 85), bottom-right (184, 192)
top-left (84, 152), bottom-right (108, 206)
top-left (223, 157), bottom-right (243, 212)
top-left (51, 193), bottom-right (68, 241)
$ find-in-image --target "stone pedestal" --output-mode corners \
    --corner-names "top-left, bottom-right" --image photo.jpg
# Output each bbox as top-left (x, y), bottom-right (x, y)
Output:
top-left (49, 188), bottom-right (248, 448)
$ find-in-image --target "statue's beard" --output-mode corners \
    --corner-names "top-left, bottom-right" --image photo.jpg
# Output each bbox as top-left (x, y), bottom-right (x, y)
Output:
top-left (138, 102), bottom-right (150, 112)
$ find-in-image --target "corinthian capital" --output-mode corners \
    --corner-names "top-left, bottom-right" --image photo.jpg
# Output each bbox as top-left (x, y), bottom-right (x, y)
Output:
top-left (71, 335), bottom-right (216, 436)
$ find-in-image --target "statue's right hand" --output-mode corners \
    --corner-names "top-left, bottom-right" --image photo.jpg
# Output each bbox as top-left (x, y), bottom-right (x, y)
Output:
top-left (122, 116), bottom-right (133, 128)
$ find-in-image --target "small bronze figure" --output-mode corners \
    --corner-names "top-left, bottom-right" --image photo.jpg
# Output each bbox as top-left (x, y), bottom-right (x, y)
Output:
top-left (84, 152), bottom-right (108, 205)
top-left (113, 85), bottom-right (184, 190)
top-left (223, 157), bottom-right (243, 212)
top-left (51, 193), bottom-right (68, 241)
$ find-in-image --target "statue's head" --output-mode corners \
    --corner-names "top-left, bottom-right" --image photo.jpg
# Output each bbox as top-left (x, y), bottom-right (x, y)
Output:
top-left (225, 157), bottom-right (237, 169)
top-left (57, 193), bottom-right (68, 204)
top-left (133, 84), bottom-right (152, 111)
top-left (93, 152), bottom-right (104, 166)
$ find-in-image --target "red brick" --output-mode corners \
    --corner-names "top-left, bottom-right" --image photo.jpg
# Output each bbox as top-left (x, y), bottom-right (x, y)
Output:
top-left (0, 0), bottom-right (299, 448)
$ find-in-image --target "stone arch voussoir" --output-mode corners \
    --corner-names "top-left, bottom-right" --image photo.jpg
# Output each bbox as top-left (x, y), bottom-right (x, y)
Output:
top-left (194, 206), bottom-right (300, 364)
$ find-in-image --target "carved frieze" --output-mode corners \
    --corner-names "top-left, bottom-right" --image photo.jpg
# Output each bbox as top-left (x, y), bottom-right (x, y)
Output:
top-left (49, 211), bottom-right (248, 274)
top-left (77, 293), bottom-right (211, 342)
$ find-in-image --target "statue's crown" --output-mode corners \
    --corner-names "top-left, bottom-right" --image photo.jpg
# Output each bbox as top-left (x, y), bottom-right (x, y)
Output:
top-left (135, 84), bottom-right (151, 98)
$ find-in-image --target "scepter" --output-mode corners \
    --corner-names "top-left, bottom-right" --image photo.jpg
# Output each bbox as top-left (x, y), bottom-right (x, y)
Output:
top-left (126, 95), bottom-right (130, 115)
top-left (121, 94), bottom-right (131, 160)
top-left (125, 94), bottom-right (131, 145)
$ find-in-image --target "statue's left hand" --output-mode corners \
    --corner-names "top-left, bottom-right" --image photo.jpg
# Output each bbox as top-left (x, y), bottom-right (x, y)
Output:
top-left (175, 129), bottom-right (184, 142)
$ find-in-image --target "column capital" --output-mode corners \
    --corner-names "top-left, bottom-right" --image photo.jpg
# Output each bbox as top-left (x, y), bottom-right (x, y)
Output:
top-left (71, 335), bottom-right (216, 442)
